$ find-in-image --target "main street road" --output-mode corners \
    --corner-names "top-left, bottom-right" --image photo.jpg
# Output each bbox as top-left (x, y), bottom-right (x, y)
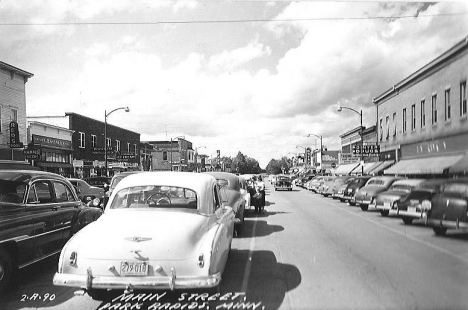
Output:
top-left (1, 182), bottom-right (467, 310)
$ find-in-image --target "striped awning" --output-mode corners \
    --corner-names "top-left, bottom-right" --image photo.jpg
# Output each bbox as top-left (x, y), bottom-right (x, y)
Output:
top-left (384, 155), bottom-right (464, 175)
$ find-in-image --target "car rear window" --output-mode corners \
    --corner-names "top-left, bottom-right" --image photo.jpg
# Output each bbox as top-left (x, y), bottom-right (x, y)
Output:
top-left (367, 179), bottom-right (385, 186)
top-left (443, 183), bottom-right (468, 196)
top-left (110, 185), bottom-right (198, 210)
top-left (389, 184), bottom-right (412, 192)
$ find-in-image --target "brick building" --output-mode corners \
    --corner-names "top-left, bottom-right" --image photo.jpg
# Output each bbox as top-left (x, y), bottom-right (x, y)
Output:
top-left (144, 138), bottom-right (194, 171)
top-left (375, 36), bottom-right (468, 176)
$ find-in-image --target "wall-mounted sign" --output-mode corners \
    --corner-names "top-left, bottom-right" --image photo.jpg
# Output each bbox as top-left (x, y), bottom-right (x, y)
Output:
top-left (23, 148), bottom-right (41, 159)
top-left (9, 121), bottom-right (23, 148)
top-left (32, 134), bottom-right (72, 149)
top-left (92, 147), bottom-right (115, 155)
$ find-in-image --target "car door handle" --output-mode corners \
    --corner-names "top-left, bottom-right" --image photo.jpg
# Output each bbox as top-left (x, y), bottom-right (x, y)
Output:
top-left (52, 206), bottom-right (61, 211)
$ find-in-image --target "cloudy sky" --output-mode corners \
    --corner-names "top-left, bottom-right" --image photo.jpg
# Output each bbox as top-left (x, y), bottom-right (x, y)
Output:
top-left (1, 0), bottom-right (467, 167)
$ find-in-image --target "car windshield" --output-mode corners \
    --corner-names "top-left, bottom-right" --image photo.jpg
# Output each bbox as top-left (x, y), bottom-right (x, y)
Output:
top-left (0, 180), bottom-right (28, 204)
top-left (367, 179), bottom-right (385, 186)
top-left (109, 185), bottom-right (198, 209)
top-left (216, 179), bottom-right (229, 187)
top-left (443, 183), bottom-right (468, 196)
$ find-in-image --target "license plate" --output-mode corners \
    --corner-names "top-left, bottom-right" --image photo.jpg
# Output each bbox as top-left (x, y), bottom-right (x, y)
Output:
top-left (407, 206), bottom-right (417, 214)
top-left (383, 202), bottom-right (391, 209)
top-left (120, 261), bottom-right (148, 276)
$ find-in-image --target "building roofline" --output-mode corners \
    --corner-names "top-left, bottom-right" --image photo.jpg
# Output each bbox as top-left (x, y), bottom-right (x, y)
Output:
top-left (373, 35), bottom-right (468, 105)
top-left (65, 112), bottom-right (140, 136)
top-left (339, 126), bottom-right (365, 138)
top-left (0, 61), bottom-right (34, 78)
top-left (27, 120), bottom-right (75, 133)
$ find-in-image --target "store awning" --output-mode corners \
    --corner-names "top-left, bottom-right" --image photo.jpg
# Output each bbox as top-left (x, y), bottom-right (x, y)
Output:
top-left (448, 153), bottom-right (468, 174)
top-left (334, 163), bottom-right (359, 175)
top-left (368, 160), bottom-right (394, 175)
top-left (37, 162), bottom-right (73, 168)
top-left (350, 162), bottom-right (376, 175)
top-left (384, 154), bottom-right (464, 175)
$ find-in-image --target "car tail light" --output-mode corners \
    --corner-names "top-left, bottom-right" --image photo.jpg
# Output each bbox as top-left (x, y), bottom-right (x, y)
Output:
top-left (69, 251), bottom-right (78, 266)
top-left (421, 200), bottom-right (432, 211)
top-left (197, 254), bottom-right (204, 268)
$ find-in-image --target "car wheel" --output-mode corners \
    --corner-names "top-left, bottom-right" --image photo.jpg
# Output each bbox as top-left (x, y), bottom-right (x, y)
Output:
top-left (402, 217), bottom-right (413, 225)
top-left (87, 289), bottom-right (110, 300)
top-left (339, 198), bottom-right (345, 202)
top-left (360, 205), bottom-right (368, 211)
top-left (380, 210), bottom-right (389, 216)
top-left (349, 201), bottom-right (356, 206)
top-left (0, 249), bottom-right (14, 294)
top-left (433, 227), bottom-right (447, 236)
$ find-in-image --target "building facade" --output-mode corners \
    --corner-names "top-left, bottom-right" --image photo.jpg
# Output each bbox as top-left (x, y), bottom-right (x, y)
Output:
top-left (0, 61), bottom-right (34, 168)
top-left (144, 138), bottom-right (193, 171)
top-left (374, 36), bottom-right (468, 176)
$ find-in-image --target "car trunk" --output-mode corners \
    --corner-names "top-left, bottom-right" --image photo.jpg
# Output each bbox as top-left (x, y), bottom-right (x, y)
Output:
top-left (430, 195), bottom-right (468, 222)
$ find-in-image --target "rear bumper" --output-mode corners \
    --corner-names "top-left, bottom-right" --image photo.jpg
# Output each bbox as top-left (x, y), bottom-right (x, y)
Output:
top-left (53, 271), bottom-right (221, 290)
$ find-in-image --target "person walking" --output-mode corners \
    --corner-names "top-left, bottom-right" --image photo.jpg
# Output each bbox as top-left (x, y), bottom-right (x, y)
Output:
top-left (255, 176), bottom-right (266, 213)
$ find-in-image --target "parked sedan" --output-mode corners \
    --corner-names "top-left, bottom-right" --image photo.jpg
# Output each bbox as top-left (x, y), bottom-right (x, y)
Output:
top-left (374, 179), bottom-right (426, 216)
top-left (353, 176), bottom-right (403, 211)
top-left (53, 172), bottom-right (236, 299)
top-left (396, 179), bottom-right (447, 225)
top-left (338, 176), bottom-right (372, 204)
top-left (0, 170), bottom-right (102, 293)
top-left (205, 172), bottom-right (245, 236)
top-left (68, 178), bottom-right (105, 207)
top-left (331, 176), bottom-right (354, 199)
top-left (426, 178), bottom-right (468, 235)
top-left (320, 176), bottom-right (338, 197)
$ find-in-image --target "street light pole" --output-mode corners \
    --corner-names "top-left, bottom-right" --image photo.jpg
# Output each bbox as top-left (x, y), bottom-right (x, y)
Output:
top-left (307, 134), bottom-right (322, 171)
top-left (337, 106), bottom-right (363, 175)
top-left (104, 106), bottom-right (130, 177)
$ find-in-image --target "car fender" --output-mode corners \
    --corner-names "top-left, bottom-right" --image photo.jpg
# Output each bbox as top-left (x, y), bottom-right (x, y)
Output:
top-left (70, 207), bottom-right (103, 236)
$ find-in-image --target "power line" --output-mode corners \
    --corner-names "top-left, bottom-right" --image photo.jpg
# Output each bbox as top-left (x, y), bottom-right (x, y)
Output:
top-left (1, 12), bottom-right (466, 26)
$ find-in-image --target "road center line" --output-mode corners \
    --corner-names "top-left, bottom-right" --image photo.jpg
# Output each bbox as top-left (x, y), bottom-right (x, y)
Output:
top-left (241, 215), bottom-right (258, 292)
top-left (321, 196), bottom-right (468, 264)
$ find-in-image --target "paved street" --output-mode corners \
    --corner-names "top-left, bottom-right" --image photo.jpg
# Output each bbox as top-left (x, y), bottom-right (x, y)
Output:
top-left (1, 182), bottom-right (468, 310)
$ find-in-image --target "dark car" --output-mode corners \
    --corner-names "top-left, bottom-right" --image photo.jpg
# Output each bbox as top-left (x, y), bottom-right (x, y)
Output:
top-left (374, 179), bottom-right (426, 216)
top-left (354, 176), bottom-right (403, 211)
top-left (338, 176), bottom-right (372, 204)
top-left (396, 179), bottom-right (447, 225)
top-left (331, 176), bottom-right (355, 199)
top-left (426, 178), bottom-right (468, 235)
top-left (84, 176), bottom-right (111, 190)
top-left (0, 170), bottom-right (103, 292)
top-left (274, 175), bottom-right (292, 191)
top-left (205, 172), bottom-right (245, 236)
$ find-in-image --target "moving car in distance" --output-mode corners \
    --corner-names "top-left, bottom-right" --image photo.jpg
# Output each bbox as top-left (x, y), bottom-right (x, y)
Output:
top-left (353, 176), bottom-right (403, 211)
top-left (205, 171), bottom-right (245, 236)
top-left (274, 174), bottom-right (293, 191)
top-left (84, 176), bottom-right (111, 190)
top-left (53, 172), bottom-right (236, 299)
top-left (374, 179), bottom-right (426, 216)
top-left (426, 177), bottom-right (468, 236)
top-left (396, 179), bottom-right (447, 225)
top-left (68, 178), bottom-right (105, 207)
top-left (0, 170), bottom-right (102, 293)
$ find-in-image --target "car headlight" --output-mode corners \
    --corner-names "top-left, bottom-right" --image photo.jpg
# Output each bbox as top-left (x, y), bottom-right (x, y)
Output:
top-left (421, 200), bottom-right (432, 211)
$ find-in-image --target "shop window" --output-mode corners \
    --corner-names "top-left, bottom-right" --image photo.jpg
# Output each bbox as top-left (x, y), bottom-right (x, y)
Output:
top-left (421, 99), bottom-right (426, 127)
top-left (91, 135), bottom-right (97, 148)
top-left (392, 112), bottom-right (397, 136)
top-left (411, 104), bottom-right (416, 131)
top-left (163, 151), bottom-right (168, 161)
top-left (116, 140), bottom-right (121, 152)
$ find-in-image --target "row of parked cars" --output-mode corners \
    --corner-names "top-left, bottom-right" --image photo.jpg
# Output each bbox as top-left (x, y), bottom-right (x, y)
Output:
top-left (299, 174), bottom-right (468, 236)
top-left (0, 169), bottom-right (254, 298)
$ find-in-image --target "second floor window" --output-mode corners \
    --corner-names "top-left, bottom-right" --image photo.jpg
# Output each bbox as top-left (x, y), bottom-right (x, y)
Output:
top-left (106, 138), bottom-right (111, 147)
top-left (91, 135), bottom-right (97, 148)
top-left (392, 112), bottom-right (397, 136)
top-left (116, 140), bottom-right (121, 152)
top-left (385, 116), bottom-right (389, 139)
top-left (79, 132), bottom-right (85, 148)
top-left (421, 99), bottom-right (425, 127)
top-left (431, 94), bottom-right (438, 124)
top-left (402, 108), bottom-right (407, 133)
top-left (163, 151), bottom-right (168, 161)
top-left (461, 81), bottom-right (467, 117)
top-left (379, 118), bottom-right (383, 141)
top-left (127, 142), bottom-right (131, 152)
top-left (445, 88), bottom-right (451, 121)
top-left (411, 104), bottom-right (416, 131)
top-left (134, 144), bottom-right (137, 155)
top-left (10, 108), bottom-right (18, 122)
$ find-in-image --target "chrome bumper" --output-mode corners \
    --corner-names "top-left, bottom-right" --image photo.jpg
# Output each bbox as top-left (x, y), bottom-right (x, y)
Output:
top-left (426, 219), bottom-right (468, 230)
top-left (53, 271), bottom-right (221, 291)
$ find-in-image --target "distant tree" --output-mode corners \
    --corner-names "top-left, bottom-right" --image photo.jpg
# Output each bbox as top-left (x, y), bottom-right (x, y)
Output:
top-left (266, 156), bottom-right (291, 175)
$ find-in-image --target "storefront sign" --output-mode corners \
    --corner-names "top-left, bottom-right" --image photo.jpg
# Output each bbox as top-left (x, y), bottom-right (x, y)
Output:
top-left (32, 135), bottom-right (72, 149)
top-left (9, 121), bottom-right (23, 148)
top-left (23, 148), bottom-right (41, 160)
top-left (92, 147), bottom-right (115, 155)
top-left (402, 133), bottom-right (468, 158)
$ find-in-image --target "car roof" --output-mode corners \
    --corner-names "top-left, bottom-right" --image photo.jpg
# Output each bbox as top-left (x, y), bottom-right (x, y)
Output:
top-left (204, 172), bottom-right (240, 190)
top-left (0, 170), bottom-right (66, 183)
top-left (390, 179), bottom-right (426, 186)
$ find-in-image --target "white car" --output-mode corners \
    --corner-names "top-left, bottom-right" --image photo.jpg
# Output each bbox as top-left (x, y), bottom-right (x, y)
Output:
top-left (53, 172), bottom-right (236, 299)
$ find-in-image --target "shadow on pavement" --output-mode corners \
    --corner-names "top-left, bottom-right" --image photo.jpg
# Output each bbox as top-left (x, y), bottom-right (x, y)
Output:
top-left (237, 219), bottom-right (284, 238)
top-left (91, 249), bottom-right (301, 310)
top-left (0, 255), bottom-right (76, 309)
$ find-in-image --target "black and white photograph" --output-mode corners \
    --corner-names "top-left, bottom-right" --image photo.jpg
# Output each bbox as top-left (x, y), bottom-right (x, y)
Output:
top-left (1, 0), bottom-right (468, 309)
